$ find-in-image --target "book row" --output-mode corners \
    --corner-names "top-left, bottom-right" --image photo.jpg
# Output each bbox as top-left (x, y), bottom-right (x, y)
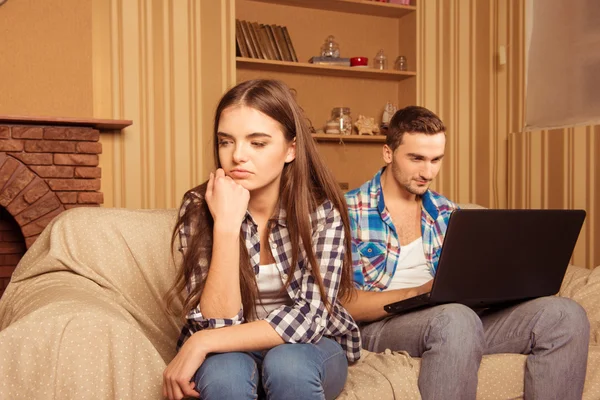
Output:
top-left (236, 19), bottom-right (298, 62)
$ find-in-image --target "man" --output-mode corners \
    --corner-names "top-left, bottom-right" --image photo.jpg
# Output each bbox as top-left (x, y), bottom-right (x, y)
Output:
top-left (343, 106), bottom-right (589, 399)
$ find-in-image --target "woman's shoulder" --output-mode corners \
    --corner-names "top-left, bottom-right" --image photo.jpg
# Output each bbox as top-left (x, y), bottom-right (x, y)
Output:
top-left (310, 199), bottom-right (341, 227)
top-left (185, 188), bottom-right (204, 202)
top-left (177, 184), bottom-right (209, 221)
top-left (180, 184), bottom-right (208, 206)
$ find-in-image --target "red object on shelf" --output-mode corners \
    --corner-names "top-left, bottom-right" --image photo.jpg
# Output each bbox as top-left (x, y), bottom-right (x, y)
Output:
top-left (350, 57), bottom-right (369, 67)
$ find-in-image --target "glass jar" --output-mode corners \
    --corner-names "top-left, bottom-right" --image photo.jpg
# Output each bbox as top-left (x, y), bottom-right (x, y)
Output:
top-left (374, 49), bottom-right (387, 70)
top-left (329, 107), bottom-right (352, 136)
top-left (321, 35), bottom-right (340, 58)
top-left (394, 55), bottom-right (408, 71)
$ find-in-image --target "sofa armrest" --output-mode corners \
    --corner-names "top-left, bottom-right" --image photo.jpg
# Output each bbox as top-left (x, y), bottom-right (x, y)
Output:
top-left (0, 273), bottom-right (167, 399)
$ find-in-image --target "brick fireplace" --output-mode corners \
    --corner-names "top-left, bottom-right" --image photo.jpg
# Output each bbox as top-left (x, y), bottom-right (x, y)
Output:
top-left (0, 116), bottom-right (131, 298)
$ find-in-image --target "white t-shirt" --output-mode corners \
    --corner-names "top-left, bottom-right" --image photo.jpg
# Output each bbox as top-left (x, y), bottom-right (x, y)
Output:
top-left (385, 237), bottom-right (433, 290)
top-left (255, 263), bottom-right (293, 320)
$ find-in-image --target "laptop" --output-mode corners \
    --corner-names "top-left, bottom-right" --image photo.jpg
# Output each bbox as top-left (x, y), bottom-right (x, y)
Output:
top-left (383, 209), bottom-right (586, 315)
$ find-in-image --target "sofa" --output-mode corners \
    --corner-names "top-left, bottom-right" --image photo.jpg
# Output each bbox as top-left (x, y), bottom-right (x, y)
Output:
top-left (0, 206), bottom-right (599, 399)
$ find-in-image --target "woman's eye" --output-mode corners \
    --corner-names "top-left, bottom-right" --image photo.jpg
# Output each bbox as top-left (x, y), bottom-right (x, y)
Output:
top-left (218, 139), bottom-right (232, 146)
top-left (251, 142), bottom-right (266, 147)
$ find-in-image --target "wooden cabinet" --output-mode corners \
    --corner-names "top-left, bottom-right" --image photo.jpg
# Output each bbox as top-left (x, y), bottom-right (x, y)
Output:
top-left (234, 0), bottom-right (418, 190)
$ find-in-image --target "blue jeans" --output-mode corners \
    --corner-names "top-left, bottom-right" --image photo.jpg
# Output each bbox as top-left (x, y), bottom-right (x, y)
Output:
top-left (360, 296), bottom-right (589, 400)
top-left (193, 337), bottom-right (348, 400)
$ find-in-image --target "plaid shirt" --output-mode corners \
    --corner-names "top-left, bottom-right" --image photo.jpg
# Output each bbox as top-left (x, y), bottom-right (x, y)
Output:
top-left (176, 190), bottom-right (361, 362)
top-left (345, 168), bottom-right (459, 291)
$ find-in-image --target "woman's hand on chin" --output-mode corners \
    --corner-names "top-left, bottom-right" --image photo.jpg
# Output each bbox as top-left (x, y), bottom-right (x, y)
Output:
top-left (206, 168), bottom-right (250, 230)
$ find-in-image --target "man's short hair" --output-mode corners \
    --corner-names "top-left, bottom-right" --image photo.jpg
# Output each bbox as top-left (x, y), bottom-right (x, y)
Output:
top-left (386, 106), bottom-right (446, 151)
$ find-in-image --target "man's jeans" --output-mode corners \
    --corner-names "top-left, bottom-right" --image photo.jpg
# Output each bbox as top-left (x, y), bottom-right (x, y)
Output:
top-left (360, 296), bottom-right (589, 400)
top-left (192, 337), bottom-right (348, 400)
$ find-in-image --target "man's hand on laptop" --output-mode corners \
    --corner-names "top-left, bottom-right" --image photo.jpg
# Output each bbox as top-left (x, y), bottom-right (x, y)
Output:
top-left (405, 279), bottom-right (433, 299)
top-left (343, 279), bottom-right (434, 322)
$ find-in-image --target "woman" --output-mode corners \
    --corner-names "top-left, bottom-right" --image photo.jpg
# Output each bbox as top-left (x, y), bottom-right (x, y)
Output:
top-left (163, 79), bottom-right (360, 400)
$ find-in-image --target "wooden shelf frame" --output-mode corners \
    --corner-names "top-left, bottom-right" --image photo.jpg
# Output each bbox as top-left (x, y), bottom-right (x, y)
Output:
top-left (0, 115), bottom-right (132, 130)
top-left (312, 133), bottom-right (386, 143)
top-left (246, 0), bottom-right (416, 18)
top-left (237, 58), bottom-right (416, 81)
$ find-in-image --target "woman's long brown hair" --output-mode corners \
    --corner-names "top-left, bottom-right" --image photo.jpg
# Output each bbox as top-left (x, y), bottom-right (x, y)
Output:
top-left (166, 79), bottom-right (353, 321)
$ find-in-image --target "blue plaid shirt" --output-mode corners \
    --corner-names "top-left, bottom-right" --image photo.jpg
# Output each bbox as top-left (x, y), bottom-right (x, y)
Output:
top-left (345, 168), bottom-right (459, 291)
top-left (176, 190), bottom-right (361, 362)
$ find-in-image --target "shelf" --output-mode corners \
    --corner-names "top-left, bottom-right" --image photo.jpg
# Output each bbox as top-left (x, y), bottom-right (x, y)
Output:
top-left (246, 0), bottom-right (416, 18)
top-left (237, 58), bottom-right (416, 81)
top-left (0, 115), bottom-right (132, 130)
top-left (312, 133), bottom-right (386, 143)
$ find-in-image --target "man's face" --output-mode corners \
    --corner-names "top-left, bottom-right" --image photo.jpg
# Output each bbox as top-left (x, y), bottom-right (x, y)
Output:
top-left (384, 132), bottom-right (446, 196)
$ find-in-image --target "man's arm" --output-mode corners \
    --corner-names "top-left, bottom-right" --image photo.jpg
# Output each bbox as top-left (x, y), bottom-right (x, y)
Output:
top-left (344, 189), bottom-right (433, 322)
top-left (343, 280), bottom-right (432, 322)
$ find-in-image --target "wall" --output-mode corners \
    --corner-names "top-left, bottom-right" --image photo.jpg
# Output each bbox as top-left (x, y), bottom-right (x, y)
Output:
top-left (418, 0), bottom-right (524, 209)
top-left (0, 0), bottom-right (234, 209)
top-left (6, 1), bottom-right (592, 266)
top-left (418, 0), bottom-right (598, 268)
top-left (509, 126), bottom-right (600, 268)
top-left (92, 0), bottom-right (234, 209)
top-left (0, 0), bottom-right (93, 118)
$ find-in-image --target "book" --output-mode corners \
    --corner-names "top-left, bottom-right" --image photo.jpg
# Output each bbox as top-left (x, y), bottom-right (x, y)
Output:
top-left (239, 20), bottom-right (257, 58)
top-left (265, 25), bottom-right (282, 61)
top-left (240, 20), bottom-right (261, 59)
top-left (257, 23), bottom-right (276, 60)
top-left (261, 24), bottom-right (280, 61)
top-left (235, 19), bottom-right (249, 58)
top-left (247, 21), bottom-right (266, 59)
top-left (281, 26), bottom-right (298, 62)
top-left (250, 22), bottom-right (270, 60)
top-left (272, 25), bottom-right (293, 62)
top-left (309, 56), bottom-right (351, 66)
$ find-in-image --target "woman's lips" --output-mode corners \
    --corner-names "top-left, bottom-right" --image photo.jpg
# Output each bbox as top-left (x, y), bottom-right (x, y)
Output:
top-left (229, 169), bottom-right (253, 179)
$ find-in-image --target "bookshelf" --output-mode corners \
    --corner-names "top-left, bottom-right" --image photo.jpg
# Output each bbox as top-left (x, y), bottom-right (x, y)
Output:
top-left (236, 57), bottom-right (417, 81)
top-left (311, 133), bottom-right (386, 143)
top-left (247, 0), bottom-right (416, 18)
top-left (235, 0), bottom-right (417, 190)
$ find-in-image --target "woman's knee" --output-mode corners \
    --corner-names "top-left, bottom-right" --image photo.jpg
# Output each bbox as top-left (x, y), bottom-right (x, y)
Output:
top-left (262, 340), bottom-right (347, 400)
top-left (195, 352), bottom-right (259, 400)
top-left (263, 343), bottom-right (322, 384)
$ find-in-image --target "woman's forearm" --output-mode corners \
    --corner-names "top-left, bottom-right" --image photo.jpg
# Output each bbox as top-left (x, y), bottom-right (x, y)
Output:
top-left (194, 320), bottom-right (285, 354)
top-left (199, 225), bottom-right (243, 318)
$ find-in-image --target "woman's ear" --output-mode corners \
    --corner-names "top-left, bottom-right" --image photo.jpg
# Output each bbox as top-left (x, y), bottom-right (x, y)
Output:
top-left (285, 138), bottom-right (296, 163)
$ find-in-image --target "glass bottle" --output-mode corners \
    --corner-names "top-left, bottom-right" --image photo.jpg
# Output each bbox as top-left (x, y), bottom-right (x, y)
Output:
top-left (329, 107), bottom-right (352, 136)
top-left (321, 35), bottom-right (340, 58)
top-left (374, 49), bottom-right (387, 70)
top-left (394, 55), bottom-right (408, 71)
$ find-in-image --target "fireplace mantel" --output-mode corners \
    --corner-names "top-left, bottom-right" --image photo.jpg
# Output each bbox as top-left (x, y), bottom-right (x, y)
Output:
top-left (0, 115), bottom-right (132, 130)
